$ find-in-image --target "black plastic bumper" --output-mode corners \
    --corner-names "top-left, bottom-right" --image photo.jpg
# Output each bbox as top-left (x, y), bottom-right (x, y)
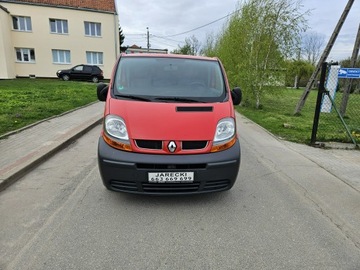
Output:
top-left (97, 137), bottom-right (241, 195)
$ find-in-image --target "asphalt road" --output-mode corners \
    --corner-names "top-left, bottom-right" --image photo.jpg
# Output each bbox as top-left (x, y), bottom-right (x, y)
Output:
top-left (1, 121), bottom-right (360, 269)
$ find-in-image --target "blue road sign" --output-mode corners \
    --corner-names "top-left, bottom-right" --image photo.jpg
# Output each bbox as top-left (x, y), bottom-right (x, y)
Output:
top-left (338, 68), bottom-right (360, 79)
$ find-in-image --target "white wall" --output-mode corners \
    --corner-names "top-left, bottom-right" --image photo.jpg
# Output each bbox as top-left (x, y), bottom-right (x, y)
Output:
top-left (0, 6), bottom-right (15, 79)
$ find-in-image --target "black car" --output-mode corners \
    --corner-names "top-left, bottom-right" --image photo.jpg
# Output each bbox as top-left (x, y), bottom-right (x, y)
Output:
top-left (56, 64), bottom-right (104, 83)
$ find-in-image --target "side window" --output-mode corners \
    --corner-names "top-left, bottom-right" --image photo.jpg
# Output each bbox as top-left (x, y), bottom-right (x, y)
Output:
top-left (12, 16), bottom-right (32, 31)
top-left (84, 66), bottom-right (92, 73)
top-left (86, 51), bottom-right (103, 65)
top-left (50, 19), bottom-right (68, 34)
top-left (52, 49), bottom-right (71, 64)
top-left (74, 66), bottom-right (83, 71)
top-left (84, 22), bottom-right (101, 37)
top-left (15, 48), bottom-right (35, 62)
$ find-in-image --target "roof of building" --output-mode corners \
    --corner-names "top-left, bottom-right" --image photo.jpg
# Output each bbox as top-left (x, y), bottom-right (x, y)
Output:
top-left (1, 0), bottom-right (116, 13)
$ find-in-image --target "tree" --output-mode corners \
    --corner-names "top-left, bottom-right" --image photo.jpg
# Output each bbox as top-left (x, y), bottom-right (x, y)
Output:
top-left (172, 35), bottom-right (201, 55)
top-left (172, 44), bottom-right (192, 55)
top-left (285, 60), bottom-right (315, 88)
top-left (119, 26), bottom-right (126, 52)
top-left (339, 56), bottom-right (360, 68)
top-left (301, 32), bottom-right (325, 65)
top-left (201, 32), bottom-right (217, 56)
top-left (186, 35), bottom-right (201, 55)
top-left (211, 0), bottom-right (308, 108)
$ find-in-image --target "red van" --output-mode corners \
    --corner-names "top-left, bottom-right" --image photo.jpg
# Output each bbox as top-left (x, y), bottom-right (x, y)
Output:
top-left (97, 54), bottom-right (242, 195)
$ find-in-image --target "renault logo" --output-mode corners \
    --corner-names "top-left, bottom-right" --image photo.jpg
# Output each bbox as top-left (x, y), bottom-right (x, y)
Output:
top-left (167, 141), bottom-right (177, 153)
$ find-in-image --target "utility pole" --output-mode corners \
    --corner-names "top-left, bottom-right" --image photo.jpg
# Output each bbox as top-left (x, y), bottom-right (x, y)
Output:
top-left (147, 27), bottom-right (150, 52)
top-left (294, 0), bottom-right (354, 115)
top-left (340, 23), bottom-right (360, 116)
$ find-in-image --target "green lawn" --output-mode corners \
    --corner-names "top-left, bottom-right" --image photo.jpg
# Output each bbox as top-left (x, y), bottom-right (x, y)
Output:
top-left (0, 78), bottom-right (98, 136)
top-left (237, 88), bottom-right (360, 144)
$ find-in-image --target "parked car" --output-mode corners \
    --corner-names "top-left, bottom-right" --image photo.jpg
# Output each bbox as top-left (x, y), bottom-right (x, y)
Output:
top-left (56, 64), bottom-right (103, 83)
top-left (97, 53), bottom-right (242, 195)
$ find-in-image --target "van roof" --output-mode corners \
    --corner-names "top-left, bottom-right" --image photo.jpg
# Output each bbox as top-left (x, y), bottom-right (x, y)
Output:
top-left (121, 53), bottom-right (219, 62)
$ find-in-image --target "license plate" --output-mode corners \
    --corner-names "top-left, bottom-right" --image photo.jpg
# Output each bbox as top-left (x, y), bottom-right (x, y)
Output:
top-left (148, 172), bottom-right (194, 183)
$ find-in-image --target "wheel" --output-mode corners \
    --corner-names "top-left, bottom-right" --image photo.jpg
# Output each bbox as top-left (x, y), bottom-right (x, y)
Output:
top-left (92, 76), bottom-right (99, 83)
top-left (62, 74), bottom-right (70, 81)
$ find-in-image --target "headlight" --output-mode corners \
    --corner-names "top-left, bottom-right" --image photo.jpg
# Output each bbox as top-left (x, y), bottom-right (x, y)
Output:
top-left (213, 118), bottom-right (235, 144)
top-left (211, 118), bottom-right (236, 152)
top-left (105, 115), bottom-right (128, 140)
top-left (103, 115), bottom-right (132, 151)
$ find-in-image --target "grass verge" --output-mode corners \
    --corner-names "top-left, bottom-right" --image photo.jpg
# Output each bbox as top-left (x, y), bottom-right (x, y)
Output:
top-left (0, 78), bottom-right (98, 136)
top-left (237, 88), bottom-right (317, 144)
top-left (236, 88), bottom-right (360, 144)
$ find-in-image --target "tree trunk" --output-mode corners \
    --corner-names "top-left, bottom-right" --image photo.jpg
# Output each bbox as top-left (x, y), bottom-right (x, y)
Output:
top-left (294, 75), bottom-right (299, 89)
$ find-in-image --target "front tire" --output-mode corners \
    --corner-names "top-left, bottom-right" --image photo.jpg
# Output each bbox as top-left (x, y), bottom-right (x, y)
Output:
top-left (62, 74), bottom-right (70, 81)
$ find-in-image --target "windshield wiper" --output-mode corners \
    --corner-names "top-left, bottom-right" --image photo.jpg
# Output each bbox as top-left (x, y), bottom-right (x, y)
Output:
top-left (154, 97), bottom-right (204, 103)
top-left (114, 94), bottom-right (152, 102)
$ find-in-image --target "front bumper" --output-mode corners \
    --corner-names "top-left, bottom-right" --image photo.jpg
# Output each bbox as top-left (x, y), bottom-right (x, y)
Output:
top-left (97, 137), bottom-right (241, 195)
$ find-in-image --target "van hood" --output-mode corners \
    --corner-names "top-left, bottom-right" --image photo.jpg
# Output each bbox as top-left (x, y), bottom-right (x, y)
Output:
top-left (107, 99), bottom-right (233, 141)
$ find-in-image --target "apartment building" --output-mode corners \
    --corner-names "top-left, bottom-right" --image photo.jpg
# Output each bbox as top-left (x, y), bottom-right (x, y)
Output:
top-left (0, 0), bottom-right (119, 79)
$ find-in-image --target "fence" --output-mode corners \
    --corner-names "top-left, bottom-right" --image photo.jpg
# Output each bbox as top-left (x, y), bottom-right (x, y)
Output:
top-left (311, 62), bottom-right (360, 147)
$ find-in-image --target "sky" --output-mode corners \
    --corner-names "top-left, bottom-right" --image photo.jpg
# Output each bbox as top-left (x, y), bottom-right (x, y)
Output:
top-left (115, 0), bottom-right (360, 61)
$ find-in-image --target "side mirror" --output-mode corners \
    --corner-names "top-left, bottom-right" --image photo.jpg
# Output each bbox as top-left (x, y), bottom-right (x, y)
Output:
top-left (231, 87), bottom-right (242, 105)
top-left (97, 83), bottom-right (109, 101)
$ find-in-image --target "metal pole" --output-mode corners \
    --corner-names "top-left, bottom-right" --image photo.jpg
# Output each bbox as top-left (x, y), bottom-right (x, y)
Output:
top-left (310, 62), bottom-right (328, 145)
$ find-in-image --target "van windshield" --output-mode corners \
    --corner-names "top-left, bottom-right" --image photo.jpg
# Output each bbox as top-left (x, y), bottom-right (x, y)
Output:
top-left (113, 57), bottom-right (227, 103)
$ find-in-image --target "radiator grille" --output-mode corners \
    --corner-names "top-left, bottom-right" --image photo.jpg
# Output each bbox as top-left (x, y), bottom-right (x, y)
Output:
top-left (134, 140), bottom-right (208, 150)
top-left (110, 180), bottom-right (138, 192)
top-left (203, 179), bottom-right (231, 191)
top-left (135, 140), bottom-right (162, 149)
top-left (109, 179), bottom-right (231, 194)
top-left (142, 183), bottom-right (200, 193)
top-left (182, 141), bottom-right (207, 150)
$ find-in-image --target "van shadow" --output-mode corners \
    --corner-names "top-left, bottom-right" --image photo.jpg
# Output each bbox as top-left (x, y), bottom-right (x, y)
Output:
top-left (109, 188), bottom-right (240, 209)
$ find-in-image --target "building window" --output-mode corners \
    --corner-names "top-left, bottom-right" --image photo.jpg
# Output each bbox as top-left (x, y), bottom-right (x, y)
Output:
top-left (86, 51), bottom-right (103, 65)
top-left (15, 48), bottom-right (35, 62)
top-left (84, 22), bottom-right (101, 37)
top-left (52, 50), bottom-right (71, 64)
top-left (12, 16), bottom-right (32, 31)
top-left (50, 19), bottom-right (68, 34)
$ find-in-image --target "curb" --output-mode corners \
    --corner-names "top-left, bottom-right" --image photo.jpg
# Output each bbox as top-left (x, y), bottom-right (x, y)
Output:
top-left (0, 117), bottom-right (102, 192)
